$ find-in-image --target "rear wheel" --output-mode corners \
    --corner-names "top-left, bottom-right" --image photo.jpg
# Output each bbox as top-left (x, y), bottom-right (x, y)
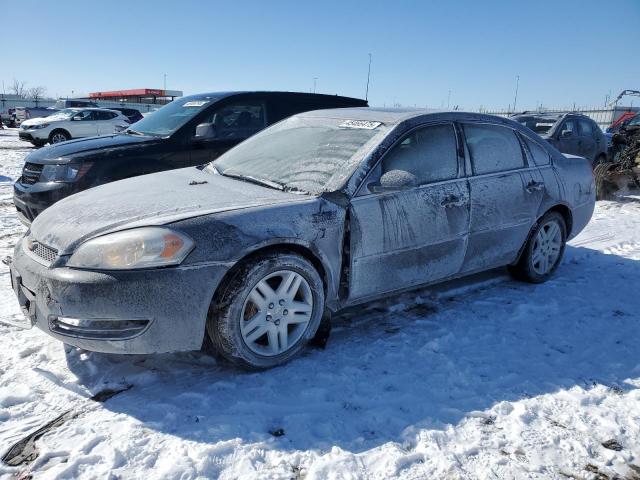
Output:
top-left (49, 130), bottom-right (70, 144)
top-left (509, 212), bottom-right (567, 283)
top-left (207, 252), bottom-right (324, 369)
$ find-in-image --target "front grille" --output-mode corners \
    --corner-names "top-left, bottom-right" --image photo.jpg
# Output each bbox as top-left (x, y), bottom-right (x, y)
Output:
top-left (28, 239), bottom-right (58, 264)
top-left (20, 162), bottom-right (43, 185)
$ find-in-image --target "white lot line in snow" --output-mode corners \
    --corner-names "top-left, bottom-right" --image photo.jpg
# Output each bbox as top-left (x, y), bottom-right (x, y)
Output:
top-left (0, 128), bottom-right (639, 479)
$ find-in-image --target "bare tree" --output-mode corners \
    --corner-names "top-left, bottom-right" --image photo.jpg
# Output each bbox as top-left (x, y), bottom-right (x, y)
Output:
top-left (10, 79), bottom-right (28, 98)
top-left (27, 86), bottom-right (47, 106)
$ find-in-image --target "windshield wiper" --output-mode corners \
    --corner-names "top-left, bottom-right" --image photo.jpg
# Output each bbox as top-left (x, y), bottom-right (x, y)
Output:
top-left (125, 129), bottom-right (145, 136)
top-left (219, 171), bottom-right (286, 191)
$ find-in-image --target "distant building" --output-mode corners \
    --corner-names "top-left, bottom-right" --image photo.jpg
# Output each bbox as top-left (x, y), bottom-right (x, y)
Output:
top-left (86, 88), bottom-right (183, 105)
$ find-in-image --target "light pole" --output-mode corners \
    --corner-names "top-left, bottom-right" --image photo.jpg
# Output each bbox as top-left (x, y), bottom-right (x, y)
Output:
top-left (513, 75), bottom-right (520, 113)
top-left (447, 90), bottom-right (451, 109)
top-left (365, 53), bottom-right (372, 101)
top-left (313, 77), bottom-right (318, 93)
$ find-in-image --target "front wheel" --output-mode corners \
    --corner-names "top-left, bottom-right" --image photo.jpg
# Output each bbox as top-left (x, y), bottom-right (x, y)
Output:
top-left (207, 252), bottom-right (325, 369)
top-left (49, 130), bottom-right (70, 144)
top-left (509, 211), bottom-right (567, 283)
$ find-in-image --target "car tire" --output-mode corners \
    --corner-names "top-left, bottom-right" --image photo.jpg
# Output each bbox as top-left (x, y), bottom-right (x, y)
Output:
top-left (48, 130), bottom-right (70, 144)
top-left (206, 252), bottom-right (325, 369)
top-left (31, 140), bottom-right (46, 148)
top-left (509, 211), bottom-right (567, 284)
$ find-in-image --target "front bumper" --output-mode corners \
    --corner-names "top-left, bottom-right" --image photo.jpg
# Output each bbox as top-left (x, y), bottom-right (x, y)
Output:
top-left (13, 181), bottom-right (76, 223)
top-left (19, 130), bottom-right (46, 142)
top-left (7, 236), bottom-right (231, 354)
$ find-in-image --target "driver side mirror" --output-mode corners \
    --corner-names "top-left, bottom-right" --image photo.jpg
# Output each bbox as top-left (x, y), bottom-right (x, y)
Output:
top-left (72, 116), bottom-right (82, 121)
top-left (368, 170), bottom-right (418, 193)
top-left (194, 122), bottom-right (216, 140)
top-left (560, 129), bottom-right (573, 138)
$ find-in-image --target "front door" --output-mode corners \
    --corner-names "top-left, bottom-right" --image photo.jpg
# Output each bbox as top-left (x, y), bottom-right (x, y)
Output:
top-left (460, 122), bottom-right (543, 272)
top-left (556, 118), bottom-right (581, 156)
top-left (577, 118), bottom-right (597, 162)
top-left (348, 123), bottom-right (470, 301)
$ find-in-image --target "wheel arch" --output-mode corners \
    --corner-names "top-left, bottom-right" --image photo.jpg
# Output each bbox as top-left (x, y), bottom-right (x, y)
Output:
top-left (48, 128), bottom-right (71, 141)
top-left (513, 203), bottom-right (573, 265)
top-left (212, 239), bottom-right (335, 307)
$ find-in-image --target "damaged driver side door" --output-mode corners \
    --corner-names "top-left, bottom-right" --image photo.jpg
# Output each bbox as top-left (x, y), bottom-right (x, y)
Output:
top-left (347, 123), bottom-right (470, 301)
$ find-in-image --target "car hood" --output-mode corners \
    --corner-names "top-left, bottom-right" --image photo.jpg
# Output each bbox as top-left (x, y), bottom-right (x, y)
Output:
top-left (22, 117), bottom-right (54, 127)
top-left (30, 167), bottom-right (309, 255)
top-left (24, 134), bottom-right (162, 164)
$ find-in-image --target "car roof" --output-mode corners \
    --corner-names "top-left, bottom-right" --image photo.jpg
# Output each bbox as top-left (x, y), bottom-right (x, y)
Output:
top-left (296, 107), bottom-right (520, 127)
top-left (184, 91), bottom-right (367, 104)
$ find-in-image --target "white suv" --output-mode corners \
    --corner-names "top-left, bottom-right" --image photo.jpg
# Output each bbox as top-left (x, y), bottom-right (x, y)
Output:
top-left (18, 108), bottom-right (129, 146)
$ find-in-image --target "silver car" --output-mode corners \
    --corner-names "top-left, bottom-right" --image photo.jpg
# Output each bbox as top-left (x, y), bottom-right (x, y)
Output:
top-left (7, 109), bottom-right (595, 369)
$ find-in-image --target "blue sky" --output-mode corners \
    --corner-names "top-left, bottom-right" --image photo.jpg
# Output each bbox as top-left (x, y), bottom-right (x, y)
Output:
top-left (3, 0), bottom-right (639, 109)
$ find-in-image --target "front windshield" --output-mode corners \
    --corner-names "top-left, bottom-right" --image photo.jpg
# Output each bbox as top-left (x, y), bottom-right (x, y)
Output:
top-left (127, 97), bottom-right (217, 136)
top-left (46, 108), bottom-right (77, 120)
top-left (627, 114), bottom-right (640, 127)
top-left (210, 116), bottom-right (384, 194)
top-left (515, 116), bottom-right (558, 134)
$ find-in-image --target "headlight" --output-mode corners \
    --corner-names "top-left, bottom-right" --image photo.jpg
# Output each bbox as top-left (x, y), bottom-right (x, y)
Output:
top-left (40, 163), bottom-right (91, 182)
top-left (67, 227), bottom-right (194, 270)
top-left (33, 123), bottom-right (49, 129)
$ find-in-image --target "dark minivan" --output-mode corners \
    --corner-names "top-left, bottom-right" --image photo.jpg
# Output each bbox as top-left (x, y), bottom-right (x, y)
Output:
top-left (14, 91), bottom-right (367, 223)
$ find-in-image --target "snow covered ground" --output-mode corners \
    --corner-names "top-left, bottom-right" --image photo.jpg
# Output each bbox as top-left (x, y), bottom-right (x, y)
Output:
top-left (0, 128), bottom-right (639, 479)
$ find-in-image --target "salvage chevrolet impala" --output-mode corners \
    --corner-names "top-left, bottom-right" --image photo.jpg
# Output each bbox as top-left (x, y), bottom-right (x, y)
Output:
top-left (7, 109), bottom-right (595, 369)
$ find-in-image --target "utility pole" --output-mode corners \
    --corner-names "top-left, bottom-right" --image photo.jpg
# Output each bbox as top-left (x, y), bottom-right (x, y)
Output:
top-left (513, 75), bottom-right (520, 113)
top-left (313, 77), bottom-right (318, 93)
top-left (365, 53), bottom-right (372, 101)
top-left (447, 90), bottom-right (451, 109)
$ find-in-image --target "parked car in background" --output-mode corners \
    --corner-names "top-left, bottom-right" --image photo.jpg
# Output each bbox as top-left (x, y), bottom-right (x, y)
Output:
top-left (13, 106), bottom-right (56, 126)
top-left (18, 108), bottom-right (129, 148)
top-left (106, 107), bottom-right (144, 124)
top-left (53, 99), bottom-right (99, 109)
top-left (13, 91), bottom-right (367, 223)
top-left (6, 109), bottom-right (595, 369)
top-left (512, 112), bottom-right (607, 165)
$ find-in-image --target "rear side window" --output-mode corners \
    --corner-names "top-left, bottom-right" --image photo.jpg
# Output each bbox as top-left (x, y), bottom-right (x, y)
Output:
top-left (579, 119), bottom-right (594, 137)
top-left (95, 111), bottom-right (116, 120)
top-left (524, 137), bottom-right (550, 166)
top-left (382, 124), bottom-right (458, 185)
top-left (463, 123), bottom-right (524, 174)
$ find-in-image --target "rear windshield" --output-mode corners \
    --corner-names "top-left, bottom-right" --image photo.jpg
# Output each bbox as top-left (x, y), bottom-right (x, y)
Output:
top-left (128, 97), bottom-right (217, 136)
top-left (514, 116), bottom-right (558, 134)
top-left (210, 116), bottom-right (385, 194)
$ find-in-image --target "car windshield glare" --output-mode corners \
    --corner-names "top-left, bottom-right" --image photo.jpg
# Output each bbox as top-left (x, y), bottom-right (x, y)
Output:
top-left (47, 109), bottom-right (76, 120)
top-left (210, 116), bottom-right (384, 194)
top-left (128, 97), bottom-right (217, 136)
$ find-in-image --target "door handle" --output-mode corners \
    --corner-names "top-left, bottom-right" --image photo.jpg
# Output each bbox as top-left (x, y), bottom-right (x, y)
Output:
top-left (441, 195), bottom-right (466, 208)
top-left (526, 181), bottom-right (545, 193)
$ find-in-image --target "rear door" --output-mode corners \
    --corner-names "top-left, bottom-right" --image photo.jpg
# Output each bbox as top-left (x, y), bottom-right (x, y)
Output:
top-left (95, 110), bottom-right (119, 135)
top-left (348, 122), bottom-right (470, 300)
top-left (460, 122), bottom-right (542, 272)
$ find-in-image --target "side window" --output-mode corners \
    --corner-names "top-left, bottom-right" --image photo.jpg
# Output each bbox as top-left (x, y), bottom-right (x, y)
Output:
top-left (381, 124), bottom-right (458, 185)
top-left (95, 111), bottom-right (116, 120)
top-left (560, 119), bottom-right (577, 136)
top-left (74, 110), bottom-right (95, 121)
top-left (578, 119), bottom-right (594, 137)
top-left (463, 123), bottom-right (524, 174)
top-left (524, 136), bottom-right (551, 166)
top-left (205, 102), bottom-right (266, 140)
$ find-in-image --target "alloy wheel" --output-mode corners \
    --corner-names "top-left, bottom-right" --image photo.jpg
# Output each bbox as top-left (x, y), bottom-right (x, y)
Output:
top-left (531, 220), bottom-right (563, 275)
top-left (240, 270), bottom-right (314, 356)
